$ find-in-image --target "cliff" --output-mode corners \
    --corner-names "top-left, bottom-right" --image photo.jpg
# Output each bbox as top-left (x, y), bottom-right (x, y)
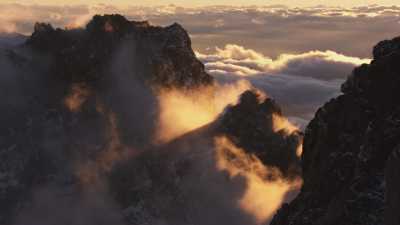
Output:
top-left (0, 14), bottom-right (213, 224)
top-left (270, 36), bottom-right (400, 225)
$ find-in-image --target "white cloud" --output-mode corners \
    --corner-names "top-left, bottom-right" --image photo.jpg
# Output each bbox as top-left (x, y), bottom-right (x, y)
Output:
top-left (0, 3), bottom-right (399, 59)
top-left (197, 44), bottom-right (370, 78)
top-left (0, 3), bottom-right (387, 128)
top-left (197, 44), bottom-right (368, 128)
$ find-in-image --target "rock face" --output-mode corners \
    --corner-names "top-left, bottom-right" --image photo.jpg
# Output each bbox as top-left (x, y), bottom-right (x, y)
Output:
top-left (218, 90), bottom-right (303, 179)
top-left (0, 14), bottom-right (212, 225)
top-left (26, 14), bottom-right (212, 88)
top-left (270, 37), bottom-right (400, 225)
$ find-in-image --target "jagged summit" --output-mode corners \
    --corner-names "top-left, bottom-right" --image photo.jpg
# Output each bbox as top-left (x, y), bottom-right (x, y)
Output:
top-left (86, 14), bottom-right (147, 34)
top-left (25, 14), bottom-right (212, 88)
top-left (27, 14), bottom-right (189, 52)
top-left (218, 90), bottom-right (302, 179)
top-left (0, 15), bottom-right (215, 224)
top-left (372, 36), bottom-right (400, 60)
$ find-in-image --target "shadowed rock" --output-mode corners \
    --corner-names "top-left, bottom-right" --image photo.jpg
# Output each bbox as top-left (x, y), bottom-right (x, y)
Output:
top-left (271, 35), bottom-right (400, 225)
top-left (0, 14), bottom-right (212, 225)
top-left (218, 90), bottom-right (302, 179)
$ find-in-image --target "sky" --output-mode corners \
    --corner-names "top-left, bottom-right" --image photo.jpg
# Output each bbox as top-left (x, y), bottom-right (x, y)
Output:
top-left (1, 1), bottom-right (399, 127)
top-left (4, 0), bottom-right (400, 7)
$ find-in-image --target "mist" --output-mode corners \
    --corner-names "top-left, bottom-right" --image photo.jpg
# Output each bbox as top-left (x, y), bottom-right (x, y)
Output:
top-left (1, 13), bottom-right (303, 225)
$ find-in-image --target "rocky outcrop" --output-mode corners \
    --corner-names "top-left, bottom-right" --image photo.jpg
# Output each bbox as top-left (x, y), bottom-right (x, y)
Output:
top-left (0, 14), bottom-right (212, 225)
top-left (271, 36), bottom-right (400, 225)
top-left (218, 90), bottom-right (303, 179)
top-left (26, 14), bottom-right (212, 88)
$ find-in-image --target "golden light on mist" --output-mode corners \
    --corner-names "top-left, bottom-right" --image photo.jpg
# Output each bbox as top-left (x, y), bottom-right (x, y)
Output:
top-left (95, 110), bottom-right (124, 171)
top-left (156, 85), bottom-right (216, 143)
top-left (296, 143), bottom-right (303, 158)
top-left (65, 14), bottom-right (93, 29)
top-left (214, 136), bottom-right (302, 224)
top-left (76, 104), bottom-right (128, 186)
top-left (155, 80), bottom-right (252, 143)
top-left (64, 83), bottom-right (91, 112)
top-left (272, 113), bottom-right (303, 158)
top-left (271, 113), bottom-right (299, 136)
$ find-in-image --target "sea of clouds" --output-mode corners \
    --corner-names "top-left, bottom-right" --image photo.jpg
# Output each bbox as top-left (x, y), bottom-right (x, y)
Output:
top-left (2, 3), bottom-right (398, 127)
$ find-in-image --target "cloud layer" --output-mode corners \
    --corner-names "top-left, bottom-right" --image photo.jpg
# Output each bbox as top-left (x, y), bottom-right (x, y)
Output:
top-left (196, 44), bottom-right (370, 128)
top-left (1, 4), bottom-right (399, 58)
top-left (0, 3), bottom-right (378, 127)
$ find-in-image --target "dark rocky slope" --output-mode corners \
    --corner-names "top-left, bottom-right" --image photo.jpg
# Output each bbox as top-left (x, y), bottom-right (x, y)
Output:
top-left (0, 14), bottom-right (213, 224)
top-left (270, 37), bottom-right (400, 225)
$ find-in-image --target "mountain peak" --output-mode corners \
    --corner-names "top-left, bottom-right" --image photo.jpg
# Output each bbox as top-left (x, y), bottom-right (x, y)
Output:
top-left (373, 36), bottom-right (400, 60)
top-left (86, 14), bottom-right (144, 34)
top-left (218, 90), bottom-right (302, 178)
top-left (24, 14), bottom-right (212, 88)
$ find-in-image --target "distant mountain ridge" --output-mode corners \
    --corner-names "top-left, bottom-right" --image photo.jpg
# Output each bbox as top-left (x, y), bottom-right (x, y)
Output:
top-left (0, 32), bottom-right (26, 48)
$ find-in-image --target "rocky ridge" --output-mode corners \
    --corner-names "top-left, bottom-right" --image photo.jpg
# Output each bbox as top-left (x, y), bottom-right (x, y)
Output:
top-left (0, 14), bottom-right (213, 224)
top-left (270, 36), bottom-right (400, 225)
top-left (218, 90), bottom-right (302, 179)
top-left (0, 14), bottom-right (299, 225)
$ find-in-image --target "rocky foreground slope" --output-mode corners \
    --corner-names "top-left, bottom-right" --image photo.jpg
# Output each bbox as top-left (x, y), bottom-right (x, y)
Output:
top-left (270, 37), bottom-right (400, 225)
